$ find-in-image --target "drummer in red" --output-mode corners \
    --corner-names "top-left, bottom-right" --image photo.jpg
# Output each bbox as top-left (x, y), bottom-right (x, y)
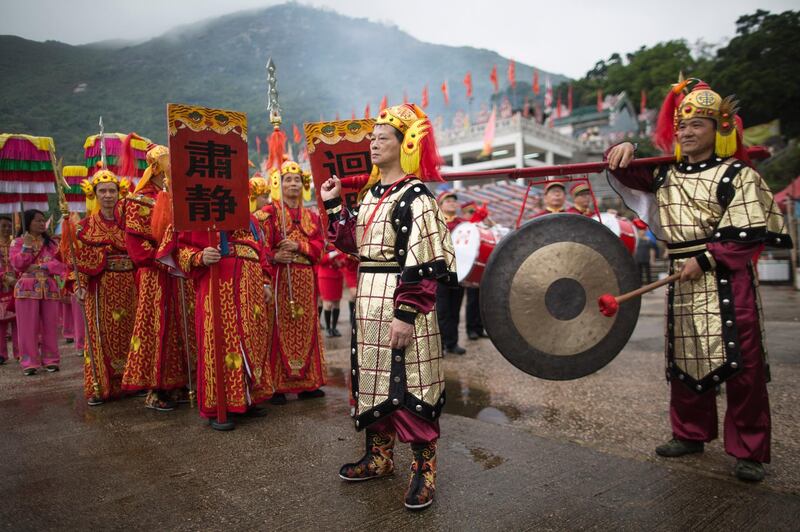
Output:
top-left (566, 182), bottom-right (596, 216)
top-left (533, 182), bottom-right (568, 216)
top-left (436, 190), bottom-right (466, 355)
top-left (318, 243), bottom-right (345, 338)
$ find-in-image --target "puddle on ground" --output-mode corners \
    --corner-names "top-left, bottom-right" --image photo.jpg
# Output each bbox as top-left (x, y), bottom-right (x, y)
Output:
top-left (469, 447), bottom-right (506, 470)
top-left (444, 377), bottom-right (520, 425)
top-left (323, 368), bottom-right (520, 426)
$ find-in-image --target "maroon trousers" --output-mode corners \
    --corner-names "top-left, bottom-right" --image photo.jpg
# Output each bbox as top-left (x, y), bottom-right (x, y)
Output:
top-left (669, 263), bottom-right (771, 463)
top-left (372, 409), bottom-right (440, 444)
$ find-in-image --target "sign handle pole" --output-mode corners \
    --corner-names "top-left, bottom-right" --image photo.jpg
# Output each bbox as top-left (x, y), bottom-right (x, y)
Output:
top-left (208, 228), bottom-right (233, 430)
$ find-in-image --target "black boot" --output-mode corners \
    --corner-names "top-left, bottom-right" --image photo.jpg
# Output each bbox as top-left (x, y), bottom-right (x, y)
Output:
top-left (318, 305), bottom-right (323, 329)
top-left (331, 308), bottom-right (341, 337)
top-left (339, 430), bottom-right (396, 481)
top-left (324, 309), bottom-right (334, 337)
top-left (655, 438), bottom-right (704, 457)
top-left (349, 301), bottom-right (356, 327)
top-left (405, 440), bottom-right (437, 510)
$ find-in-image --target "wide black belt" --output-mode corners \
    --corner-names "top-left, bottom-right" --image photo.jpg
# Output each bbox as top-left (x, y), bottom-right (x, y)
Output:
top-left (358, 258), bottom-right (401, 274)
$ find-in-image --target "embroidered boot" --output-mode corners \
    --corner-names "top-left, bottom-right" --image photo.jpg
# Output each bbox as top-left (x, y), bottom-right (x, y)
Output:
top-left (339, 429), bottom-right (396, 481)
top-left (405, 440), bottom-right (437, 510)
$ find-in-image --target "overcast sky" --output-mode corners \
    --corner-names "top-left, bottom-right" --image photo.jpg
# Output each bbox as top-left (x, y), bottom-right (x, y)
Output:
top-left (0, 0), bottom-right (794, 78)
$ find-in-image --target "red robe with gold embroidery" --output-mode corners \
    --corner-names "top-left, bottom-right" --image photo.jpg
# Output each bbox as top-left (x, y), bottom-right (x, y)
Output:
top-left (176, 218), bottom-right (275, 417)
top-left (260, 203), bottom-right (326, 393)
top-left (74, 207), bottom-right (137, 400)
top-left (121, 183), bottom-right (190, 391)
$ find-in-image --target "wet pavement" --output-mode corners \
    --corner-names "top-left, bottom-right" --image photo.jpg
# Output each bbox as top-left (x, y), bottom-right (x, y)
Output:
top-left (1, 286), bottom-right (799, 530)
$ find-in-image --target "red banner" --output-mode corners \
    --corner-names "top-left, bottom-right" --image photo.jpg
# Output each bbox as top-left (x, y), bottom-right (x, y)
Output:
top-left (303, 119), bottom-right (375, 228)
top-left (167, 103), bottom-right (250, 232)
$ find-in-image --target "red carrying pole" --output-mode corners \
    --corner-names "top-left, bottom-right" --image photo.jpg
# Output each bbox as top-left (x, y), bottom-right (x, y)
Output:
top-left (441, 146), bottom-right (770, 182)
top-left (208, 229), bottom-right (228, 425)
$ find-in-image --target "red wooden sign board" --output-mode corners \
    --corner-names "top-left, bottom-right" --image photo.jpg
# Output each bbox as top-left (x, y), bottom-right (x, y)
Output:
top-left (167, 103), bottom-right (250, 232)
top-left (304, 119), bottom-right (375, 227)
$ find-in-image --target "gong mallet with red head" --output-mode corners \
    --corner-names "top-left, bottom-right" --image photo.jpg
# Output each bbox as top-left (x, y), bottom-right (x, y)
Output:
top-left (598, 272), bottom-right (681, 317)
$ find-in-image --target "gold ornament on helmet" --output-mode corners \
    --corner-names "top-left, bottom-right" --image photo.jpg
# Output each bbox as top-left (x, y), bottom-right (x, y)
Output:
top-left (656, 78), bottom-right (741, 160)
top-left (134, 144), bottom-right (170, 193)
top-left (270, 158), bottom-right (312, 202)
top-left (249, 175), bottom-right (270, 212)
top-left (78, 169), bottom-right (128, 214)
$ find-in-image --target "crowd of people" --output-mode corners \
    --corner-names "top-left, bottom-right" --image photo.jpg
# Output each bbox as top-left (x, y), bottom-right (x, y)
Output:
top-left (1, 75), bottom-right (794, 511)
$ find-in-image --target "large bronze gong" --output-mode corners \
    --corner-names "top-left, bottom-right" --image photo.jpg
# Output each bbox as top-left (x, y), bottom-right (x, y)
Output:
top-left (480, 214), bottom-right (640, 380)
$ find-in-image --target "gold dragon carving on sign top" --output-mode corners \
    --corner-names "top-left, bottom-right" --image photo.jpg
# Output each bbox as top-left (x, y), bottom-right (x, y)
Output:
top-left (303, 119), bottom-right (376, 154)
top-left (167, 104), bottom-right (248, 141)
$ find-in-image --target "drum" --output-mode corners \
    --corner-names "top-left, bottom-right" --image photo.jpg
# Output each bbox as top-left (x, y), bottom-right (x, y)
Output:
top-left (599, 213), bottom-right (637, 254)
top-left (452, 222), bottom-right (497, 286)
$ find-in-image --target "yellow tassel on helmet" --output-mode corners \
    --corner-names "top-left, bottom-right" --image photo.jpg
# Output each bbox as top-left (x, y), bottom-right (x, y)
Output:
top-left (715, 130), bottom-right (737, 158)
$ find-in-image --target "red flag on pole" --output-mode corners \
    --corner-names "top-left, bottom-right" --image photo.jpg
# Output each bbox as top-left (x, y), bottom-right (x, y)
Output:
top-left (567, 84), bottom-right (573, 115)
top-left (379, 95), bottom-right (388, 112)
top-left (441, 80), bottom-right (449, 106)
top-left (463, 71), bottom-right (473, 99)
top-left (335, 112), bottom-right (340, 121)
top-left (480, 106), bottom-right (497, 156)
top-left (293, 123), bottom-right (302, 144)
top-left (489, 65), bottom-right (499, 94)
top-left (533, 70), bottom-right (540, 95)
top-left (364, 103), bottom-right (371, 119)
top-left (255, 135), bottom-right (262, 160)
top-left (596, 89), bottom-right (603, 112)
top-left (403, 90), bottom-right (409, 104)
top-left (640, 89), bottom-right (647, 114)
top-left (421, 84), bottom-right (429, 108)
top-left (556, 92), bottom-right (562, 119)
top-left (351, 109), bottom-right (356, 120)
top-left (507, 59), bottom-right (516, 89)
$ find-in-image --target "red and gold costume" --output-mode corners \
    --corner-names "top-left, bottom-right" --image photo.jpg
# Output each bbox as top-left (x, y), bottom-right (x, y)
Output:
top-left (329, 104), bottom-right (455, 509)
top-left (607, 78), bottom-right (793, 465)
top-left (260, 161), bottom-right (326, 394)
top-left (74, 170), bottom-right (137, 400)
top-left (121, 146), bottom-right (190, 393)
top-left (0, 234), bottom-right (19, 362)
top-left (175, 218), bottom-right (275, 417)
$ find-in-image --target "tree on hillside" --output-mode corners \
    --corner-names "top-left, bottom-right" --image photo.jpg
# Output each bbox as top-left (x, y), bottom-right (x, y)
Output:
top-left (558, 41), bottom-right (709, 110)
top-left (711, 10), bottom-right (800, 136)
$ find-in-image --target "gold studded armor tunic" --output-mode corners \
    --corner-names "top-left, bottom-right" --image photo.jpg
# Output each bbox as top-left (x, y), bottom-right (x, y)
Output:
top-left (607, 155), bottom-right (792, 392)
top-left (326, 176), bottom-right (457, 429)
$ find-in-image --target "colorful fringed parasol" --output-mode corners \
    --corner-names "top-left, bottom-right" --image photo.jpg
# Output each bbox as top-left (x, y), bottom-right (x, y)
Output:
top-left (0, 133), bottom-right (55, 214)
top-left (84, 133), bottom-right (151, 183)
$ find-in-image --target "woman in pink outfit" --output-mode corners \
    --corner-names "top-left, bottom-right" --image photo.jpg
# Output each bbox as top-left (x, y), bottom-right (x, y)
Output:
top-left (10, 210), bottom-right (66, 375)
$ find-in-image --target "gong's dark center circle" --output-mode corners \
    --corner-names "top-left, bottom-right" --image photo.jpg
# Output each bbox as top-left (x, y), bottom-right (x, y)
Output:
top-left (545, 277), bottom-right (586, 321)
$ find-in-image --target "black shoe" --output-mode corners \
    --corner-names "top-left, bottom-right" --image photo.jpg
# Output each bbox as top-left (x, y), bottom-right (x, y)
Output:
top-left (734, 459), bottom-right (765, 482)
top-left (87, 396), bottom-right (104, 407)
top-left (46, 365), bottom-right (59, 372)
top-left (339, 430), bottom-right (396, 481)
top-left (655, 438), bottom-right (704, 457)
top-left (446, 345), bottom-right (466, 355)
top-left (23, 367), bottom-right (37, 376)
top-left (65, 338), bottom-right (74, 344)
top-left (467, 331), bottom-right (479, 341)
top-left (269, 393), bottom-right (287, 405)
top-left (331, 328), bottom-right (342, 337)
top-left (0, 358), bottom-right (6, 365)
top-left (298, 389), bottom-right (326, 400)
top-left (325, 328), bottom-right (336, 338)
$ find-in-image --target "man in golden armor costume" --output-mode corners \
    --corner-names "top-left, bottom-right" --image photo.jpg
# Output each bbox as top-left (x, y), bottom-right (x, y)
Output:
top-left (74, 169), bottom-right (137, 405)
top-left (322, 103), bottom-right (457, 510)
top-left (260, 160), bottom-right (326, 404)
top-left (120, 145), bottom-right (190, 411)
top-left (606, 78), bottom-right (792, 482)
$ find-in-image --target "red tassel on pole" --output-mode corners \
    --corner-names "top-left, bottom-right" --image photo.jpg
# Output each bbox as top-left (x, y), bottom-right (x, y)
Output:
top-left (267, 127), bottom-right (287, 171)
